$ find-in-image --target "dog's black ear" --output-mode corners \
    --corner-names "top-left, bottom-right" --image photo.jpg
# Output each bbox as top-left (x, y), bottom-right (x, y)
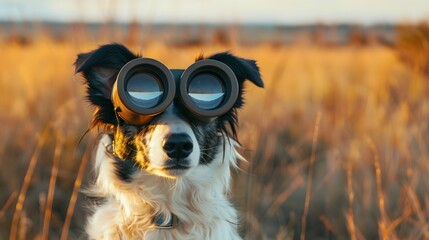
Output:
top-left (75, 43), bottom-right (138, 127)
top-left (205, 52), bottom-right (263, 109)
top-left (206, 52), bottom-right (263, 87)
top-left (203, 52), bottom-right (264, 139)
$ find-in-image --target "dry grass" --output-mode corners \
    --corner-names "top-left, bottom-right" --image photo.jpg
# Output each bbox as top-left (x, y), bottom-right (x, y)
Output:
top-left (1, 27), bottom-right (429, 240)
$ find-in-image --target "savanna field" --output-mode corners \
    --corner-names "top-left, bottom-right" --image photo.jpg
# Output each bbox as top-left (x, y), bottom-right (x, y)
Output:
top-left (1, 24), bottom-right (429, 240)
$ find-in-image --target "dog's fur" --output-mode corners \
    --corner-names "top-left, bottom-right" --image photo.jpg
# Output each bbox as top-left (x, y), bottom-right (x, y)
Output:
top-left (75, 44), bottom-right (263, 239)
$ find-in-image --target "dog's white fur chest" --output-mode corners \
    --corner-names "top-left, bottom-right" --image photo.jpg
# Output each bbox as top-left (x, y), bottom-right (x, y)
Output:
top-left (86, 134), bottom-right (243, 240)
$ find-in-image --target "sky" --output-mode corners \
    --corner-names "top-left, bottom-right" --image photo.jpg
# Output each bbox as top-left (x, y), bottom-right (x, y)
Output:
top-left (0, 0), bottom-right (428, 25)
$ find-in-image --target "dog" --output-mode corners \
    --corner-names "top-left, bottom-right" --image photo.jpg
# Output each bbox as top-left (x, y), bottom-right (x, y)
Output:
top-left (75, 44), bottom-right (263, 239)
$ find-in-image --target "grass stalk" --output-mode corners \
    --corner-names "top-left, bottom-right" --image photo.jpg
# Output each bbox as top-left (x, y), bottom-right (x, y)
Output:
top-left (60, 144), bottom-right (90, 240)
top-left (41, 135), bottom-right (63, 240)
top-left (0, 191), bottom-right (17, 220)
top-left (366, 137), bottom-right (396, 240)
top-left (300, 111), bottom-right (322, 240)
top-left (346, 158), bottom-right (357, 240)
top-left (9, 130), bottom-right (49, 240)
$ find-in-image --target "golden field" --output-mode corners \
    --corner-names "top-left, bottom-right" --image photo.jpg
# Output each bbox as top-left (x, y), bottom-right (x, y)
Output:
top-left (1, 26), bottom-right (429, 240)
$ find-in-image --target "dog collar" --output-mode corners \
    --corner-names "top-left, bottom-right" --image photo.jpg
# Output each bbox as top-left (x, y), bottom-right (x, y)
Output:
top-left (153, 213), bottom-right (178, 229)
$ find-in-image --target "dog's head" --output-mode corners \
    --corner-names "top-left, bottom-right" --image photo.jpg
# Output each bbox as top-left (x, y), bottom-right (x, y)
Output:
top-left (75, 44), bottom-right (263, 179)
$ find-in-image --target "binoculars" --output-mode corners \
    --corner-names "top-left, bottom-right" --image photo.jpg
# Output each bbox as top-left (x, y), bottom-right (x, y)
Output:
top-left (112, 58), bottom-right (239, 125)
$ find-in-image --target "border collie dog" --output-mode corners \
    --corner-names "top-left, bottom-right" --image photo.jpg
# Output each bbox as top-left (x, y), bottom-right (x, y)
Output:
top-left (75, 44), bottom-right (263, 239)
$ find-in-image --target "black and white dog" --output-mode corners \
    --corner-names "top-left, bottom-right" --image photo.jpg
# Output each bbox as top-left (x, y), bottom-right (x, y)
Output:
top-left (75, 44), bottom-right (263, 239)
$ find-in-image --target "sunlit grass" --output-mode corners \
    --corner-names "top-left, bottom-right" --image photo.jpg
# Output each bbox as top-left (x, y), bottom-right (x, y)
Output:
top-left (0, 34), bottom-right (429, 239)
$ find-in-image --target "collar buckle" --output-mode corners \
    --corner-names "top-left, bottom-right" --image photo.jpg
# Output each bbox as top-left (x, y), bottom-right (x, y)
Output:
top-left (153, 213), bottom-right (178, 229)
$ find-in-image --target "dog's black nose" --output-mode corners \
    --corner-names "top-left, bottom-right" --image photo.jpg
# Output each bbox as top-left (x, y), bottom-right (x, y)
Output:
top-left (163, 134), bottom-right (193, 159)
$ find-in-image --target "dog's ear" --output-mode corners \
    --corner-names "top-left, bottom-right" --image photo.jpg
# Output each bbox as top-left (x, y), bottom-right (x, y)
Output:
top-left (75, 44), bottom-right (138, 127)
top-left (202, 52), bottom-right (263, 139)
top-left (205, 52), bottom-right (264, 109)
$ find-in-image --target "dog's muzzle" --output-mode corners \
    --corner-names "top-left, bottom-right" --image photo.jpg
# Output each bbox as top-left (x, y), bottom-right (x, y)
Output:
top-left (111, 58), bottom-right (239, 125)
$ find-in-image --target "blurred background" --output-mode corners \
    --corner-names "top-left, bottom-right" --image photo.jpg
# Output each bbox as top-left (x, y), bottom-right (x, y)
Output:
top-left (1, 0), bottom-right (429, 239)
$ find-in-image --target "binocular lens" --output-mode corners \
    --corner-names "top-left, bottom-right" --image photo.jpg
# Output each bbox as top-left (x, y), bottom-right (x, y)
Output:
top-left (187, 73), bottom-right (225, 110)
top-left (126, 70), bottom-right (164, 109)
